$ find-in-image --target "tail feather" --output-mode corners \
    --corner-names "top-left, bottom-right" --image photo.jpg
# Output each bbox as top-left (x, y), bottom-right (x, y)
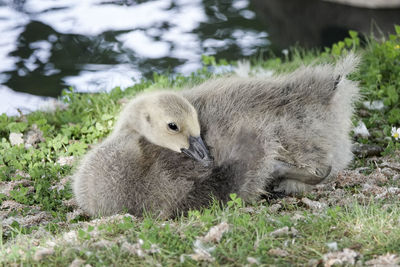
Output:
top-left (270, 53), bottom-right (361, 107)
top-left (332, 53), bottom-right (361, 107)
top-left (334, 52), bottom-right (361, 79)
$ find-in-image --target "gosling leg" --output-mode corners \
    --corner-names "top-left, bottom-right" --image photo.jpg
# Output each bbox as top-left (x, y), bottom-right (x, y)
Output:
top-left (272, 160), bottom-right (332, 185)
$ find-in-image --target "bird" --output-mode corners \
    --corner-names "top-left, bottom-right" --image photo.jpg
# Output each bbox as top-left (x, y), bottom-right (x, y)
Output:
top-left (182, 53), bottom-right (360, 194)
top-left (72, 53), bottom-right (360, 218)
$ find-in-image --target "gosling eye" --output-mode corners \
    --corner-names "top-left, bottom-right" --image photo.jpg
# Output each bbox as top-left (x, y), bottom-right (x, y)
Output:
top-left (167, 122), bottom-right (179, 132)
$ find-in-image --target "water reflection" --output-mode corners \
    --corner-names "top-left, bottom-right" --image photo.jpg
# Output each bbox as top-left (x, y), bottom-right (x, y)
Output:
top-left (0, 0), bottom-right (270, 115)
top-left (1, 0), bottom-right (400, 116)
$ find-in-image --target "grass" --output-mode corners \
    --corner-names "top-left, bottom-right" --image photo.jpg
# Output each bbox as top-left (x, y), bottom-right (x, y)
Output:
top-left (2, 198), bottom-right (400, 265)
top-left (1, 27), bottom-right (400, 266)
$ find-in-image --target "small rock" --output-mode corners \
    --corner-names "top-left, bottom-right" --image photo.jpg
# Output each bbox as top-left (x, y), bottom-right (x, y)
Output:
top-left (33, 248), bottom-right (55, 261)
top-left (307, 258), bottom-right (321, 267)
top-left (268, 203), bottom-right (282, 213)
top-left (322, 248), bottom-right (358, 267)
top-left (45, 241), bottom-right (57, 248)
top-left (247, 256), bottom-right (260, 264)
top-left (290, 227), bottom-right (299, 237)
top-left (201, 222), bottom-right (229, 243)
top-left (353, 121), bottom-right (370, 138)
top-left (9, 132), bottom-right (24, 146)
top-left (268, 248), bottom-right (289, 257)
top-left (190, 252), bottom-right (214, 262)
top-left (292, 213), bottom-right (306, 221)
top-left (365, 253), bottom-right (400, 266)
top-left (57, 156), bottom-right (75, 166)
top-left (302, 198), bottom-right (327, 210)
top-left (326, 242), bottom-right (338, 251)
top-left (393, 174), bottom-right (400, 181)
top-left (147, 244), bottom-right (161, 254)
top-left (25, 124), bottom-right (45, 148)
top-left (241, 206), bottom-right (255, 213)
top-left (363, 100), bottom-right (384, 111)
top-left (63, 231), bottom-right (78, 244)
top-left (92, 240), bottom-right (114, 249)
top-left (270, 226), bottom-right (289, 237)
top-left (388, 187), bottom-right (400, 194)
top-left (121, 241), bottom-right (145, 257)
top-left (69, 258), bottom-right (86, 267)
top-left (190, 240), bottom-right (215, 262)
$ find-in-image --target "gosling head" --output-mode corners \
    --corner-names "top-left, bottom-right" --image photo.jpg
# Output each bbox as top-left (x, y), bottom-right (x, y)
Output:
top-left (120, 91), bottom-right (212, 167)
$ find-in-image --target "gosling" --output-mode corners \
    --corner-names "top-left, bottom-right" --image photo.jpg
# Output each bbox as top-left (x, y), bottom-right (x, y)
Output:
top-left (72, 91), bottom-right (274, 218)
top-left (72, 54), bottom-right (360, 217)
top-left (182, 53), bottom-right (360, 193)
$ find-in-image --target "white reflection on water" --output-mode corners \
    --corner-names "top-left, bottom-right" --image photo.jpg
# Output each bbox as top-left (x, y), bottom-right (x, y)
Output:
top-left (0, 0), bottom-right (270, 116)
top-left (232, 0), bottom-right (249, 10)
top-left (0, 85), bottom-right (55, 116)
top-left (232, 30), bottom-right (268, 56)
top-left (23, 41), bottom-right (52, 72)
top-left (117, 31), bottom-right (170, 59)
top-left (1, 63), bottom-right (140, 116)
top-left (25, 0), bottom-right (174, 35)
top-left (0, 6), bottom-right (29, 73)
top-left (63, 64), bottom-right (141, 93)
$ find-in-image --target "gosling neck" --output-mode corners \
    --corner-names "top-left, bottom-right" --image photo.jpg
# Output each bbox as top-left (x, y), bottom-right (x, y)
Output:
top-left (111, 102), bottom-right (144, 138)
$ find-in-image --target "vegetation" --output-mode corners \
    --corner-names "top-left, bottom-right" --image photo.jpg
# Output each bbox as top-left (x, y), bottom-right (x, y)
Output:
top-left (0, 27), bottom-right (400, 266)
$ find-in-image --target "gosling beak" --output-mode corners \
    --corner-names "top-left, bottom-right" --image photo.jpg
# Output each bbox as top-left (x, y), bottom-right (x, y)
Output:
top-left (181, 136), bottom-right (212, 167)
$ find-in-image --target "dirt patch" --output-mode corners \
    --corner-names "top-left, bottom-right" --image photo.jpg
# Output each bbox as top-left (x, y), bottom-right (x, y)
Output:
top-left (200, 222), bottom-right (229, 243)
top-left (56, 156), bottom-right (75, 167)
top-left (322, 248), bottom-right (359, 267)
top-left (268, 248), bottom-right (290, 257)
top-left (25, 124), bottom-right (45, 149)
top-left (2, 211), bottom-right (52, 228)
top-left (50, 176), bottom-right (71, 192)
top-left (266, 152), bottom-right (400, 217)
top-left (365, 253), bottom-right (400, 266)
top-left (0, 180), bottom-right (32, 197)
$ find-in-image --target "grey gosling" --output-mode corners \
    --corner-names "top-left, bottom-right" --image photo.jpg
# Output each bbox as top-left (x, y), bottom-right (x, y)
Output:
top-left (182, 53), bottom-right (360, 194)
top-left (72, 54), bottom-right (360, 217)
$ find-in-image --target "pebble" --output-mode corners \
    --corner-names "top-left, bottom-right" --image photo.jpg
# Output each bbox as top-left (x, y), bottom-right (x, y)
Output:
top-left (33, 248), bottom-right (55, 261)
top-left (9, 132), bottom-right (24, 146)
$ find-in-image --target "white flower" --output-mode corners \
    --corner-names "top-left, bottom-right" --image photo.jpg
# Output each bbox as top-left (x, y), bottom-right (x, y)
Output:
top-left (391, 127), bottom-right (400, 140)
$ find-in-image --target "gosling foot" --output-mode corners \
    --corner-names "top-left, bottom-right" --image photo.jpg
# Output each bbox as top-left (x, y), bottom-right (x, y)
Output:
top-left (272, 160), bottom-right (332, 185)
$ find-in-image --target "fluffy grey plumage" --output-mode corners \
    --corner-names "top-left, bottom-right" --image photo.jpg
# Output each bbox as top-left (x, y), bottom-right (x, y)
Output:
top-left (72, 54), bottom-right (360, 218)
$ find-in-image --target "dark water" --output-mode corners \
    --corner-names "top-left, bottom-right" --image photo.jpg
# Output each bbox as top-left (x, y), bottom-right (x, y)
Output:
top-left (1, 0), bottom-right (400, 115)
top-left (0, 0), bottom-right (271, 115)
